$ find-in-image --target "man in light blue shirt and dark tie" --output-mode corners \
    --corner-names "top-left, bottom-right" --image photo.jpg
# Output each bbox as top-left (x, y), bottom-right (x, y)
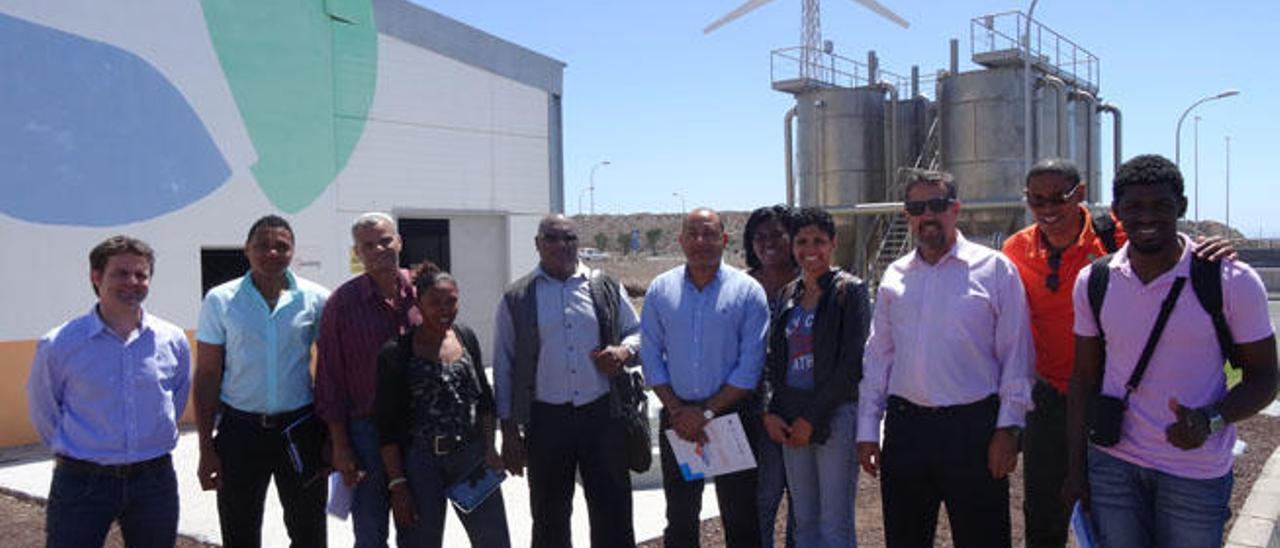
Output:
top-left (641, 207), bottom-right (771, 548)
top-left (193, 215), bottom-right (331, 548)
top-left (27, 235), bottom-right (191, 548)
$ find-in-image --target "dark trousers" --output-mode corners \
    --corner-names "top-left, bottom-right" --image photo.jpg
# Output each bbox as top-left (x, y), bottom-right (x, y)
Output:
top-left (659, 403), bottom-right (762, 548)
top-left (215, 408), bottom-right (328, 548)
top-left (1023, 381), bottom-right (1070, 548)
top-left (46, 456), bottom-right (178, 548)
top-left (527, 396), bottom-right (634, 548)
top-left (880, 395), bottom-right (1010, 548)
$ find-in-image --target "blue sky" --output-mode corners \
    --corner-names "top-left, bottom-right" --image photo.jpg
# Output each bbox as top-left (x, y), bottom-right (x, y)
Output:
top-left (416, 1), bottom-right (1279, 237)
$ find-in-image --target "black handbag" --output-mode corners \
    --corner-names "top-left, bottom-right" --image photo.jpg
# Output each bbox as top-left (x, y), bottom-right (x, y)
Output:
top-left (1088, 275), bottom-right (1187, 447)
top-left (610, 370), bottom-right (653, 473)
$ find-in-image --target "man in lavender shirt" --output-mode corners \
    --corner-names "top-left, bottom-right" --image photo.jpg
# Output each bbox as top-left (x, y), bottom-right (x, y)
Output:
top-left (856, 169), bottom-right (1034, 548)
top-left (317, 212), bottom-right (420, 548)
top-left (1064, 154), bottom-right (1277, 547)
top-left (28, 236), bottom-right (191, 548)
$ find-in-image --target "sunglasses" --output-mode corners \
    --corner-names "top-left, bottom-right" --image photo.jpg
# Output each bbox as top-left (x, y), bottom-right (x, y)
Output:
top-left (904, 198), bottom-right (954, 216)
top-left (1024, 182), bottom-right (1082, 208)
top-left (1045, 250), bottom-right (1062, 292)
top-left (540, 233), bottom-right (578, 243)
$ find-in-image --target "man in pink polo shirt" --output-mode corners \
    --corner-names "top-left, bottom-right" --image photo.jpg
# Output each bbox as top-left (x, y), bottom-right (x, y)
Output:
top-left (1065, 154), bottom-right (1277, 547)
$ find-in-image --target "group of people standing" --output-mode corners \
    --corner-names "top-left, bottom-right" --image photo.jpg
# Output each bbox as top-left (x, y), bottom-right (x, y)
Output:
top-left (26, 153), bottom-right (1278, 548)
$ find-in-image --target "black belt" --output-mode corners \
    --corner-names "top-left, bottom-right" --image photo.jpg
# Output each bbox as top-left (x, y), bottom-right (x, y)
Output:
top-left (222, 404), bottom-right (313, 430)
top-left (421, 432), bottom-right (476, 456)
top-left (56, 454), bottom-right (171, 478)
top-left (887, 394), bottom-right (998, 418)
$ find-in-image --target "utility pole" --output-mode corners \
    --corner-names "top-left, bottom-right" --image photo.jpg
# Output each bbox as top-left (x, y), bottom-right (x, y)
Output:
top-left (1225, 135), bottom-right (1231, 235)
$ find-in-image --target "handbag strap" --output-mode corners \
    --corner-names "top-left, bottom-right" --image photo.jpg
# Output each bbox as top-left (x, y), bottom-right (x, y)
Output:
top-left (1123, 276), bottom-right (1187, 400)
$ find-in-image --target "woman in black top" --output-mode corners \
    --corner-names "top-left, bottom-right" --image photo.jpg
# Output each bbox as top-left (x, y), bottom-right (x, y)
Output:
top-left (377, 263), bottom-right (510, 548)
top-left (744, 204), bottom-right (799, 548)
top-left (762, 207), bottom-right (870, 547)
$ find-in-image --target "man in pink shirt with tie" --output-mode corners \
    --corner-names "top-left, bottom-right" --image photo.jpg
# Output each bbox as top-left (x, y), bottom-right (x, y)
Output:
top-left (856, 169), bottom-right (1035, 548)
top-left (1064, 154), bottom-right (1277, 547)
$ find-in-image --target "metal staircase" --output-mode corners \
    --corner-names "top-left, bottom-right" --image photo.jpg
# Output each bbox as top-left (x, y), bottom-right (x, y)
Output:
top-left (866, 117), bottom-right (941, 286)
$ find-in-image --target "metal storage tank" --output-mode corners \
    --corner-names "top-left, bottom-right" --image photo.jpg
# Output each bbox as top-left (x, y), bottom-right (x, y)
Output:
top-left (796, 86), bottom-right (890, 207)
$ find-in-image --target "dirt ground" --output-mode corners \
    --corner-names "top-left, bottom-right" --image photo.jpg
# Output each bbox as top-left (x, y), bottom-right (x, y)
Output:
top-left (637, 413), bottom-right (1280, 547)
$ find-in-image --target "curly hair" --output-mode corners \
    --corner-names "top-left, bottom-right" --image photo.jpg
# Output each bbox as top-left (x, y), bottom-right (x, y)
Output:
top-left (412, 261), bottom-right (456, 293)
top-left (1113, 154), bottom-right (1184, 202)
top-left (788, 206), bottom-right (835, 239)
top-left (742, 204), bottom-right (795, 270)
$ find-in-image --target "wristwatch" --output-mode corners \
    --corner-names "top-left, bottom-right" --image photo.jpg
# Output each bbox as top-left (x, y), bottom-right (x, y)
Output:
top-left (1206, 408), bottom-right (1226, 434)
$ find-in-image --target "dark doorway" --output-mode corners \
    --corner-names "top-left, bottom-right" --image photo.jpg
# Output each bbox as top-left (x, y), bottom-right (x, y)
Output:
top-left (399, 218), bottom-right (450, 272)
top-left (200, 248), bottom-right (249, 296)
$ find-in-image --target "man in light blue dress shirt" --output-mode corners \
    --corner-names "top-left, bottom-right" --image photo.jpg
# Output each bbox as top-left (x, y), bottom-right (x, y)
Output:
top-left (27, 235), bottom-right (191, 548)
top-left (194, 215), bottom-right (330, 548)
top-left (641, 208), bottom-right (770, 548)
top-left (494, 214), bottom-right (641, 547)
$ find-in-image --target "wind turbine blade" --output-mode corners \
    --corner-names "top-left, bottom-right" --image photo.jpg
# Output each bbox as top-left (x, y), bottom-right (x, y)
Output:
top-left (704, 0), bottom-right (778, 34)
top-left (851, 0), bottom-right (910, 28)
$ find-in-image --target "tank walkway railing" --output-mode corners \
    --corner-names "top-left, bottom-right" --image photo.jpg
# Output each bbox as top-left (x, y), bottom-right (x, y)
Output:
top-left (770, 47), bottom-right (922, 97)
top-left (969, 11), bottom-right (1100, 94)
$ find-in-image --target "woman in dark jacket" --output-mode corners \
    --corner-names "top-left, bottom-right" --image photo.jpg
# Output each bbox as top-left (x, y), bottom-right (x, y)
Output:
top-left (762, 207), bottom-right (870, 547)
top-left (377, 263), bottom-right (510, 548)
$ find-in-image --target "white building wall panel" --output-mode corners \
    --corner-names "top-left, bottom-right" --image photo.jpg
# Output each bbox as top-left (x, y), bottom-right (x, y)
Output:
top-left (448, 215), bottom-right (507, 354)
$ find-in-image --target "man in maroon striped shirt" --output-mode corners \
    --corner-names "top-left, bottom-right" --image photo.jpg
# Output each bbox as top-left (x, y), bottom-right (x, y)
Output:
top-left (316, 212), bottom-right (421, 548)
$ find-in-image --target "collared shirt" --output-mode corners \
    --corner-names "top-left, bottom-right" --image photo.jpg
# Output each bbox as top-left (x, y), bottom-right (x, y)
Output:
top-left (640, 263), bottom-right (770, 402)
top-left (315, 269), bottom-right (419, 422)
top-left (857, 233), bottom-right (1035, 443)
top-left (1073, 234), bottom-right (1274, 479)
top-left (492, 263), bottom-right (641, 418)
top-left (27, 307), bottom-right (191, 465)
top-left (1004, 207), bottom-right (1128, 392)
top-left (197, 270), bottom-right (329, 414)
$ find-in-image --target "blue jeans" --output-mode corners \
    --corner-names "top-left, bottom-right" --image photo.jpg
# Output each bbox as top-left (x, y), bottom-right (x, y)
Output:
top-left (757, 433), bottom-right (796, 548)
top-left (46, 458), bottom-right (179, 548)
top-left (782, 403), bottom-right (858, 548)
top-left (1087, 447), bottom-right (1232, 548)
top-left (398, 440), bottom-right (511, 548)
top-left (350, 417), bottom-right (393, 548)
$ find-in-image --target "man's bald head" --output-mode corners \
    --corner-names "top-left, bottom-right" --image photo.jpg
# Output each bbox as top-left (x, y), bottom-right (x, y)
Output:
top-left (538, 214), bottom-right (575, 236)
top-left (682, 208), bottom-right (724, 233)
top-left (535, 214), bottom-right (579, 280)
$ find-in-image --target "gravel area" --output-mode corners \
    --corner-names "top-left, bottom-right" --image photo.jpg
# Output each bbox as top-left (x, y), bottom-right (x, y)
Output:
top-left (638, 413), bottom-right (1280, 547)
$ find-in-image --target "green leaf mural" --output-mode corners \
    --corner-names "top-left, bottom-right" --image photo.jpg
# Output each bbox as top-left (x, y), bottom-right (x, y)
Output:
top-left (201, 0), bottom-right (377, 212)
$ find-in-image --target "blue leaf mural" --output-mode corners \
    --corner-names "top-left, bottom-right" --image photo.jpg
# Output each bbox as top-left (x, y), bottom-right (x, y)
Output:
top-left (0, 13), bottom-right (230, 226)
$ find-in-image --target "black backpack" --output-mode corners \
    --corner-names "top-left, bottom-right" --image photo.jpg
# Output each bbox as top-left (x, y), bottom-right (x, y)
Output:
top-left (1086, 254), bottom-right (1237, 367)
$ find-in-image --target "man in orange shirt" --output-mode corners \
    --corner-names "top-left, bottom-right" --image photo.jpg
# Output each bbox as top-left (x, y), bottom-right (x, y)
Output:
top-left (1003, 158), bottom-right (1232, 548)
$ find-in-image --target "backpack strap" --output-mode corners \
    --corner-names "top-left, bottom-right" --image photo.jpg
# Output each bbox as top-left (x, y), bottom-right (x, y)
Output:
top-left (1086, 254), bottom-right (1114, 341)
top-left (1191, 256), bottom-right (1237, 367)
top-left (1123, 277), bottom-right (1188, 399)
top-left (1092, 214), bottom-right (1119, 253)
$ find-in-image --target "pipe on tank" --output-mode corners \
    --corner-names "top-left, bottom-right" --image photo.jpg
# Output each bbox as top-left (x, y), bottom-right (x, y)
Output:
top-left (949, 39), bottom-right (959, 76)
top-left (1039, 75), bottom-right (1067, 157)
top-left (874, 82), bottom-right (899, 193)
top-left (784, 105), bottom-right (798, 206)
top-left (1097, 101), bottom-right (1122, 174)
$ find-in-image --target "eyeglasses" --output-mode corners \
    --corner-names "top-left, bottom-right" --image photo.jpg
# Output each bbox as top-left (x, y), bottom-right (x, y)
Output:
top-left (1024, 182), bottom-right (1082, 208)
top-left (904, 198), bottom-right (954, 216)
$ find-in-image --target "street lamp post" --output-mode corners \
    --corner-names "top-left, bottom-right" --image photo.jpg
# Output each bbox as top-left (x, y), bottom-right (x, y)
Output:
top-left (672, 191), bottom-right (686, 214)
top-left (1175, 89), bottom-right (1239, 167)
top-left (1194, 115), bottom-right (1200, 221)
top-left (588, 161), bottom-right (611, 216)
